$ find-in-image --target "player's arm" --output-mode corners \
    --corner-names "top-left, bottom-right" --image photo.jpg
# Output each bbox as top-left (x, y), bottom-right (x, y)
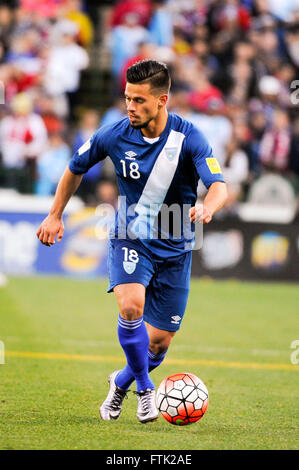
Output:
top-left (189, 181), bottom-right (227, 224)
top-left (187, 125), bottom-right (227, 224)
top-left (36, 167), bottom-right (83, 246)
top-left (37, 126), bottom-right (110, 246)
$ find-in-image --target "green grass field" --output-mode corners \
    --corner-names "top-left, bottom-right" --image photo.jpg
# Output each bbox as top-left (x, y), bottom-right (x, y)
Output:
top-left (0, 277), bottom-right (298, 450)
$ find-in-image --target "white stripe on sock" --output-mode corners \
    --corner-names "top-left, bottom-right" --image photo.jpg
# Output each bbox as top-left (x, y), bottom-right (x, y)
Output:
top-left (118, 318), bottom-right (143, 330)
top-left (119, 317), bottom-right (143, 325)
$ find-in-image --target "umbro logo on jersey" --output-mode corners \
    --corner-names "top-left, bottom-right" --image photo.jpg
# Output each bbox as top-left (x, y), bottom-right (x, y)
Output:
top-left (125, 151), bottom-right (137, 160)
top-left (171, 315), bottom-right (181, 324)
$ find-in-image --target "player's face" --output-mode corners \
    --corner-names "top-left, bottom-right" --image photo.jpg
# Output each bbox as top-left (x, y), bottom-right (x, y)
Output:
top-left (125, 82), bottom-right (166, 129)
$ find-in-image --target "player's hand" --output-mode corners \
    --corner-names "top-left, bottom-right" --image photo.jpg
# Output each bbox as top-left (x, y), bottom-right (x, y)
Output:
top-left (36, 215), bottom-right (64, 247)
top-left (189, 204), bottom-right (212, 224)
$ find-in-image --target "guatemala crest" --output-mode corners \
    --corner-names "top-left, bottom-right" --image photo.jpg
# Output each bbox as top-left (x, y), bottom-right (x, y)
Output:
top-left (123, 261), bottom-right (136, 274)
top-left (165, 147), bottom-right (177, 161)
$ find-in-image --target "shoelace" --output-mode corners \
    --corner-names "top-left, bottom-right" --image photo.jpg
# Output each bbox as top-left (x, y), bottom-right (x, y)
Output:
top-left (110, 388), bottom-right (128, 410)
top-left (134, 390), bottom-right (153, 412)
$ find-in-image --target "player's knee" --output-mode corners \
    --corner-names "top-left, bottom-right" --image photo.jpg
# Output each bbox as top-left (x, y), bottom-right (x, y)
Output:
top-left (119, 298), bottom-right (143, 320)
top-left (149, 332), bottom-right (175, 355)
top-left (149, 343), bottom-right (168, 355)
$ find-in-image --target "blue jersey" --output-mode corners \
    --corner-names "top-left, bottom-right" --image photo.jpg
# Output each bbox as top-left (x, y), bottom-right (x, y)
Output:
top-left (69, 112), bottom-right (225, 258)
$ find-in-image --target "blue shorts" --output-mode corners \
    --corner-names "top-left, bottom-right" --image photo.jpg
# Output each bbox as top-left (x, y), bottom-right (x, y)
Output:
top-left (107, 238), bottom-right (192, 332)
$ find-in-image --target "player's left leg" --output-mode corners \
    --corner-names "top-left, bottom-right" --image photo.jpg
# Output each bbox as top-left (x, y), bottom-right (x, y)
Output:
top-left (114, 250), bottom-right (192, 390)
top-left (142, 249), bottom-right (192, 376)
top-left (146, 323), bottom-right (176, 371)
top-left (114, 324), bottom-right (176, 390)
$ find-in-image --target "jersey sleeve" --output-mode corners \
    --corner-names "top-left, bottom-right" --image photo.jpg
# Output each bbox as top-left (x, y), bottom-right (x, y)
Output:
top-left (69, 125), bottom-right (110, 175)
top-left (186, 125), bottom-right (225, 189)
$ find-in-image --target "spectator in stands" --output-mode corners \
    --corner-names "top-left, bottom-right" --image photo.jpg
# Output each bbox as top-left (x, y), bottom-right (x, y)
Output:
top-left (35, 132), bottom-right (70, 195)
top-left (110, 0), bottom-right (152, 28)
top-left (64, 0), bottom-right (94, 48)
top-left (284, 19), bottom-right (299, 68)
top-left (109, 12), bottom-right (150, 79)
top-left (167, 86), bottom-right (189, 115)
top-left (169, 87), bottom-right (233, 170)
top-left (225, 40), bottom-right (257, 104)
top-left (44, 19), bottom-right (89, 120)
top-left (100, 97), bottom-right (127, 128)
top-left (251, 13), bottom-right (282, 76)
top-left (257, 74), bottom-right (281, 123)
top-left (247, 110), bottom-right (267, 179)
top-left (209, 0), bottom-right (252, 33)
top-left (172, 26), bottom-right (193, 57)
top-left (0, 92), bottom-right (48, 193)
top-left (119, 41), bottom-right (157, 92)
top-left (188, 73), bottom-right (223, 113)
top-left (73, 109), bottom-right (103, 204)
top-left (95, 179), bottom-right (118, 209)
top-left (260, 108), bottom-right (291, 172)
top-left (35, 93), bottom-right (64, 136)
top-left (73, 109), bottom-right (100, 153)
top-left (20, 0), bottom-right (62, 19)
top-left (191, 37), bottom-right (219, 73)
top-left (222, 136), bottom-right (249, 210)
top-left (275, 62), bottom-right (297, 108)
top-left (188, 97), bottom-right (233, 168)
top-left (0, 4), bottom-right (14, 57)
top-left (5, 30), bottom-right (43, 78)
top-left (148, 0), bottom-right (173, 47)
top-left (288, 117), bottom-right (299, 194)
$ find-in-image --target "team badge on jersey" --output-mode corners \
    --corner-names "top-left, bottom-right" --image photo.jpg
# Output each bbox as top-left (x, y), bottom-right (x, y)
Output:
top-left (123, 261), bottom-right (136, 274)
top-left (165, 147), bottom-right (177, 161)
top-left (206, 157), bottom-right (222, 174)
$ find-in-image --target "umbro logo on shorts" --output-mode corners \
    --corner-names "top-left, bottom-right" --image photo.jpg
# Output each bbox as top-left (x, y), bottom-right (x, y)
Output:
top-left (171, 315), bottom-right (181, 325)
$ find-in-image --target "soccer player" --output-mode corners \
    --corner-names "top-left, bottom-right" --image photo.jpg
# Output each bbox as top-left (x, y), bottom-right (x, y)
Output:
top-left (36, 60), bottom-right (227, 423)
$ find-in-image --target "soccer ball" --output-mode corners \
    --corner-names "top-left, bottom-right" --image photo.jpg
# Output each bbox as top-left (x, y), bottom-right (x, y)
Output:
top-left (156, 372), bottom-right (209, 426)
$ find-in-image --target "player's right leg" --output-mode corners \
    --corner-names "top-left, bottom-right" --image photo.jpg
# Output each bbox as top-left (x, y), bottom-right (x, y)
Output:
top-left (100, 283), bottom-right (157, 422)
top-left (114, 283), bottom-right (155, 393)
top-left (100, 239), bottom-right (157, 422)
top-left (114, 283), bottom-right (158, 423)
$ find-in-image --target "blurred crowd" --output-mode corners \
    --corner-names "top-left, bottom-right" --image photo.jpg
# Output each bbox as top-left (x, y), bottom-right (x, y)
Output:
top-left (0, 0), bottom-right (100, 199)
top-left (0, 0), bottom-right (298, 215)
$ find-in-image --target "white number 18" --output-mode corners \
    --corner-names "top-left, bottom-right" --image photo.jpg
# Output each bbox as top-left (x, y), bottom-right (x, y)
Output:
top-left (120, 160), bottom-right (140, 179)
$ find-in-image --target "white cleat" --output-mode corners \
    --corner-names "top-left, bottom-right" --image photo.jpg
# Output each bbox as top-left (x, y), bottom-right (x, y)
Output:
top-left (135, 389), bottom-right (159, 423)
top-left (99, 370), bottom-right (128, 421)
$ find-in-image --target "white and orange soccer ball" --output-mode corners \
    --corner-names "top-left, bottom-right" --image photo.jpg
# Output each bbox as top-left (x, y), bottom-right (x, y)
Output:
top-left (156, 372), bottom-right (209, 426)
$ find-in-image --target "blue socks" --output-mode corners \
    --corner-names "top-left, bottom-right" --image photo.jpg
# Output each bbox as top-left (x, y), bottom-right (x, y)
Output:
top-left (116, 315), bottom-right (168, 391)
top-left (148, 348), bottom-right (168, 372)
top-left (116, 314), bottom-right (155, 392)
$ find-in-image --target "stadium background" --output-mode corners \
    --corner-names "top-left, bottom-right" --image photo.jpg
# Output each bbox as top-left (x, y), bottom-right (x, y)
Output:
top-left (0, 0), bottom-right (298, 452)
top-left (0, 0), bottom-right (298, 281)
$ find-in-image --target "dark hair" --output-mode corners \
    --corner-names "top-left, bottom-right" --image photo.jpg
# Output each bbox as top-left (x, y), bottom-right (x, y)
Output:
top-left (126, 59), bottom-right (171, 95)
